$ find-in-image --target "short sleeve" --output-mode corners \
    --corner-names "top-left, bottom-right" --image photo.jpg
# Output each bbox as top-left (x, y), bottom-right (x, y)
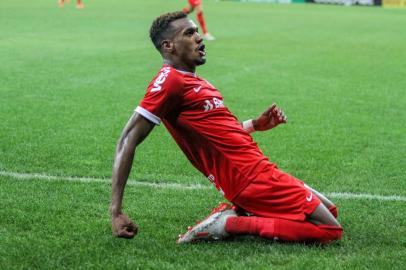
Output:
top-left (136, 66), bottom-right (183, 125)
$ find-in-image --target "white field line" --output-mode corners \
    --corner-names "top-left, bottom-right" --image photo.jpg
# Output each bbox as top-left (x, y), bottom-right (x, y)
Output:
top-left (327, 192), bottom-right (406, 202)
top-left (1, 171), bottom-right (406, 202)
top-left (0, 171), bottom-right (211, 190)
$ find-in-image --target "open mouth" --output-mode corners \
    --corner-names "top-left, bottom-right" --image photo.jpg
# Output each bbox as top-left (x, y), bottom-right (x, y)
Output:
top-left (198, 44), bottom-right (206, 57)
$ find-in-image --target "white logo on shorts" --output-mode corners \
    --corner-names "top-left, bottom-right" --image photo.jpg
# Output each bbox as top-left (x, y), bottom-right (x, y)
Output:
top-left (306, 193), bottom-right (313, 202)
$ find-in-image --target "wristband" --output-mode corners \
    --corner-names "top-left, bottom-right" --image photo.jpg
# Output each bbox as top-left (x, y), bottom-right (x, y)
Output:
top-left (242, 119), bottom-right (255, 133)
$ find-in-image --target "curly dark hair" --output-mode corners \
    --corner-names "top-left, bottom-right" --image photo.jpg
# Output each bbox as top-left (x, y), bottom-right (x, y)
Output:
top-left (149, 11), bottom-right (187, 51)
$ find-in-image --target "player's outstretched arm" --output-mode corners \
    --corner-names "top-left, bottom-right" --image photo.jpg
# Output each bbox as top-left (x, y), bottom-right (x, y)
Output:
top-left (242, 103), bottom-right (287, 133)
top-left (109, 112), bottom-right (155, 238)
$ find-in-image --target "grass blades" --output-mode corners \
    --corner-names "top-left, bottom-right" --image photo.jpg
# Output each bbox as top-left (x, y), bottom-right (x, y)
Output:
top-left (1, 0), bottom-right (405, 269)
top-left (1, 176), bottom-right (405, 270)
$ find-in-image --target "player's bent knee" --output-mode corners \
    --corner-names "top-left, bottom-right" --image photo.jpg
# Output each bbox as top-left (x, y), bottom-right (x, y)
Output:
top-left (310, 203), bottom-right (340, 227)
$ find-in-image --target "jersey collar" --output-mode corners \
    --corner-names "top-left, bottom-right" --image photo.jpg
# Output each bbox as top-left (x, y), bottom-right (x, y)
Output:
top-left (163, 62), bottom-right (197, 77)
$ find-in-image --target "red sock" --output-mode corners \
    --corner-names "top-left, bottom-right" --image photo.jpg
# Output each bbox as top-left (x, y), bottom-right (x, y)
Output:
top-left (196, 12), bottom-right (208, 34)
top-left (328, 205), bottom-right (338, 218)
top-left (226, 216), bottom-right (342, 244)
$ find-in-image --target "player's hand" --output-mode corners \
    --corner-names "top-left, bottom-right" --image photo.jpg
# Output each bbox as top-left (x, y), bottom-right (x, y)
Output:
top-left (111, 213), bottom-right (138, 239)
top-left (253, 103), bottom-right (287, 131)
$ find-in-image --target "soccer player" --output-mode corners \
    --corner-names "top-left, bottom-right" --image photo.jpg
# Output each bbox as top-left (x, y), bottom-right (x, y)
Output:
top-left (58, 0), bottom-right (84, 9)
top-left (109, 11), bottom-right (343, 244)
top-left (182, 0), bottom-right (215, 41)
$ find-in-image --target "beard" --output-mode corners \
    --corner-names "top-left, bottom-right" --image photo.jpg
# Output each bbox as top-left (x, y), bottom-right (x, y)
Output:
top-left (195, 58), bottom-right (206, 66)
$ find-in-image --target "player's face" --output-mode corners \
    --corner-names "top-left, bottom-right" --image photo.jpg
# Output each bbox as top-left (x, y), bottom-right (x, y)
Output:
top-left (171, 18), bottom-right (206, 67)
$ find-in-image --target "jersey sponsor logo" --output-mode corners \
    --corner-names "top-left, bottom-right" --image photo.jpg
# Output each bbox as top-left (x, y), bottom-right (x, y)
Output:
top-left (306, 192), bottom-right (313, 202)
top-left (193, 86), bottom-right (202, 93)
top-left (203, 97), bottom-right (224, 111)
top-left (203, 100), bottom-right (214, 111)
top-left (151, 67), bottom-right (171, 92)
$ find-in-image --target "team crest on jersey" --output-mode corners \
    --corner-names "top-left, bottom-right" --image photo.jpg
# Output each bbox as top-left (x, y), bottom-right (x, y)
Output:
top-left (151, 67), bottom-right (171, 92)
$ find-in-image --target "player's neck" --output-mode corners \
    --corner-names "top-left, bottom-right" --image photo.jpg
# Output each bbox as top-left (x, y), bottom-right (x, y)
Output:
top-left (163, 59), bottom-right (196, 74)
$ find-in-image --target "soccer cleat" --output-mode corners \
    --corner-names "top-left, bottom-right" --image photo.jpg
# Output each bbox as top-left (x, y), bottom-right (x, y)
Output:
top-left (177, 203), bottom-right (237, 244)
top-left (203, 33), bottom-right (215, 41)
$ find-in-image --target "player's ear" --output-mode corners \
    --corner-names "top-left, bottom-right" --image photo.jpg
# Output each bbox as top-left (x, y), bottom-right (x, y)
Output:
top-left (161, 40), bottom-right (174, 53)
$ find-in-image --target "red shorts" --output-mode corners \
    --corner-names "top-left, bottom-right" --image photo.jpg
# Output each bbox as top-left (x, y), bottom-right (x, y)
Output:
top-left (188, 0), bottom-right (201, 7)
top-left (233, 167), bottom-right (320, 221)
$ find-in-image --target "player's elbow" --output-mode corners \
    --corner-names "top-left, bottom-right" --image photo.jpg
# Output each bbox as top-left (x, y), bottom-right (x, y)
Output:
top-left (117, 128), bottom-right (139, 153)
top-left (116, 113), bottom-right (155, 153)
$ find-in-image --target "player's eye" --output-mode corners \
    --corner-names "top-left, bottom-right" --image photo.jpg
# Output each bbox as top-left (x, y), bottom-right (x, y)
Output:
top-left (185, 28), bottom-right (197, 36)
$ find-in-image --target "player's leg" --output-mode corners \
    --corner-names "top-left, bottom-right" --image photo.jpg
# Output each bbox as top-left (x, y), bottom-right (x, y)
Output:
top-left (305, 184), bottom-right (338, 218)
top-left (178, 202), bottom-right (342, 244)
top-left (194, 2), bottom-right (215, 40)
top-left (76, 0), bottom-right (84, 9)
top-left (58, 0), bottom-right (65, 7)
top-left (178, 168), bottom-right (342, 244)
top-left (194, 3), bottom-right (207, 34)
top-left (230, 167), bottom-right (342, 243)
top-left (234, 168), bottom-right (340, 225)
top-left (182, 5), bottom-right (194, 14)
top-left (225, 215), bottom-right (342, 244)
top-left (183, 0), bottom-right (197, 14)
top-left (307, 202), bottom-right (340, 226)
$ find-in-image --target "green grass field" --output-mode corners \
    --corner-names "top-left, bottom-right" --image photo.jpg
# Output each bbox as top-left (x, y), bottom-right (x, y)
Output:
top-left (1, 0), bottom-right (405, 269)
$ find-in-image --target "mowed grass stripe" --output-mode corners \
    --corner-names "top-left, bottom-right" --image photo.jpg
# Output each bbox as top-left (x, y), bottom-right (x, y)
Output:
top-left (2, 171), bottom-right (405, 202)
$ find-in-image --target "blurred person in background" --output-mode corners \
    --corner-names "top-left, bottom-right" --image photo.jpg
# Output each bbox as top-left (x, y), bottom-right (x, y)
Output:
top-left (58, 0), bottom-right (84, 9)
top-left (182, 0), bottom-right (215, 41)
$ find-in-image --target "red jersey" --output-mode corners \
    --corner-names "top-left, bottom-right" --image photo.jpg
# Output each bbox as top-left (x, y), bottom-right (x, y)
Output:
top-left (137, 65), bottom-right (275, 200)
